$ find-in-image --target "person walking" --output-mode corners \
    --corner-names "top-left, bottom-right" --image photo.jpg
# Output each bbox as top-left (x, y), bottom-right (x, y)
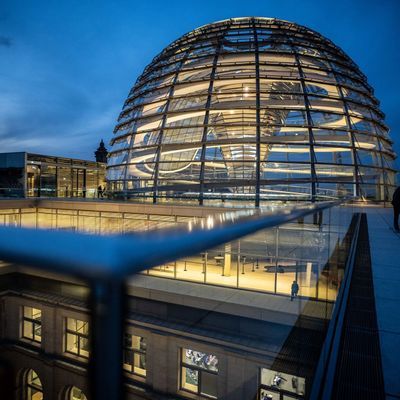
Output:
top-left (97, 185), bottom-right (103, 198)
top-left (291, 280), bottom-right (299, 301)
top-left (392, 186), bottom-right (400, 232)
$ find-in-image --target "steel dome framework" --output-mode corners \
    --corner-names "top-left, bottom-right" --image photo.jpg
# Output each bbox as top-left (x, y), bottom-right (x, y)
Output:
top-left (107, 17), bottom-right (397, 205)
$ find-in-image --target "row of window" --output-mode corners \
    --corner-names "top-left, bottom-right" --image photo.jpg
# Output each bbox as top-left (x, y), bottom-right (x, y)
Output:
top-left (23, 369), bottom-right (86, 400)
top-left (22, 308), bottom-right (144, 376)
top-left (21, 306), bottom-right (304, 399)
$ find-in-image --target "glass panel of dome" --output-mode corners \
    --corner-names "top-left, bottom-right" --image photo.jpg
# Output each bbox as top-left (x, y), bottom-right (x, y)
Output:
top-left (129, 147), bottom-right (158, 161)
top-left (349, 104), bottom-right (380, 122)
top-left (107, 152), bottom-right (128, 167)
top-left (161, 127), bottom-right (203, 144)
top-left (165, 111), bottom-right (205, 128)
top-left (357, 150), bottom-right (382, 167)
top-left (177, 68), bottom-right (213, 83)
top-left (134, 100), bottom-right (167, 119)
top-left (382, 155), bottom-right (396, 171)
top-left (126, 163), bottom-right (156, 180)
top-left (299, 55), bottom-right (330, 68)
top-left (262, 162), bottom-right (312, 179)
top-left (350, 117), bottom-right (374, 132)
top-left (217, 53), bottom-right (254, 65)
top-left (341, 87), bottom-right (374, 105)
top-left (106, 166), bottom-right (125, 181)
top-left (310, 112), bottom-right (346, 128)
top-left (259, 53), bottom-right (295, 64)
top-left (215, 64), bottom-right (255, 79)
top-left (360, 184), bottom-right (380, 200)
top-left (314, 164), bottom-right (354, 179)
top-left (280, 110), bottom-right (307, 125)
top-left (312, 129), bottom-right (349, 144)
top-left (130, 86), bottom-right (171, 105)
top-left (305, 82), bottom-right (339, 97)
top-left (308, 99), bottom-right (344, 114)
top-left (175, 82), bottom-right (210, 98)
top-left (211, 91), bottom-right (257, 106)
top-left (169, 95), bottom-right (208, 112)
top-left (313, 146), bottom-right (353, 165)
top-left (258, 64), bottom-right (299, 79)
top-left (110, 135), bottom-right (131, 152)
top-left (182, 55), bottom-right (214, 69)
top-left (317, 182), bottom-right (353, 198)
top-left (267, 145), bottom-right (310, 163)
top-left (222, 40), bottom-right (255, 53)
top-left (128, 130), bottom-right (160, 147)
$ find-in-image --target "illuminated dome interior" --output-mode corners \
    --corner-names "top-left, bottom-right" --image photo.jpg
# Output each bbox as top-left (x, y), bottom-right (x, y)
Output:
top-left (107, 17), bottom-right (397, 205)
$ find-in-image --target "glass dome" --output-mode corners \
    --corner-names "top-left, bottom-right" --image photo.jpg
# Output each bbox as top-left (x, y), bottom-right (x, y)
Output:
top-left (107, 17), bottom-right (397, 205)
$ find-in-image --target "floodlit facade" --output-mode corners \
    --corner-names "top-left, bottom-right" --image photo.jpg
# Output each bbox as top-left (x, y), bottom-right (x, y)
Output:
top-left (107, 17), bottom-right (397, 205)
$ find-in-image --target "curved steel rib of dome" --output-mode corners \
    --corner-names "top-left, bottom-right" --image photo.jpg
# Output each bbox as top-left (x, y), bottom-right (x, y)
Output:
top-left (107, 17), bottom-right (397, 205)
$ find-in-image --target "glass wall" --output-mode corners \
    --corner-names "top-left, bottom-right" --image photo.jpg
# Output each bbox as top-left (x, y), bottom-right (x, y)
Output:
top-left (0, 204), bottom-right (353, 302)
top-left (26, 154), bottom-right (105, 199)
top-left (149, 206), bottom-right (354, 301)
top-left (0, 152), bottom-right (25, 197)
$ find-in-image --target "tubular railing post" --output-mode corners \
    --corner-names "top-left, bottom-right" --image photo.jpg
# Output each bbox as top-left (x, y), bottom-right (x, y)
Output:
top-left (89, 278), bottom-right (125, 400)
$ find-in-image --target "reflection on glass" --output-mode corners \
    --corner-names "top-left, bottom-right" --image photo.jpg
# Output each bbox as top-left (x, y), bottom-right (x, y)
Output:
top-left (260, 367), bottom-right (306, 399)
top-left (181, 348), bottom-right (218, 398)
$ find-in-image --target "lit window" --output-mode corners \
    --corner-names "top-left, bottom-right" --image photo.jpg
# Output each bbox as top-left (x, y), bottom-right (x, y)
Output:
top-left (259, 367), bottom-right (305, 399)
top-left (65, 318), bottom-right (89, 358)
top-left (22, 307), bottom-right (42, 343)
top-left (180, 348), bottom-right (218, 398)
top-left (123, 333), bottom-right (147, 377)
top-left (68, 386), bottom-right (88, 400)
top-left (25, 369), bottom-right (43, 400)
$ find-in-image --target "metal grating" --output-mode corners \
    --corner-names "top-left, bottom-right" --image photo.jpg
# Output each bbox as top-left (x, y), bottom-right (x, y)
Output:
top-left (332, 213), bottom-right (385, 399)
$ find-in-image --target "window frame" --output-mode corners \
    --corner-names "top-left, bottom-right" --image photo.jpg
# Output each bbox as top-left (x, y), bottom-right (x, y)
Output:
top-left (21, 306), bottom-right (42, 344)
top-left (25, 369), bottom-right (43, 400)
top-left (64, 317), bottom-right (90, 358)
top-left (122, 332), bottom-right (147, 378)
top-left (180, 348), bottom-right (219, 399)
top-left (258, 368), bottom-right (305, 400)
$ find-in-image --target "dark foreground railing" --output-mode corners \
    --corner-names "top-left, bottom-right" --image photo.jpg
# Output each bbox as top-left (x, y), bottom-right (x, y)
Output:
top-left (0, 200), bottom-right (347, 400)
top-left (309, 212), bottom-right (361, 400)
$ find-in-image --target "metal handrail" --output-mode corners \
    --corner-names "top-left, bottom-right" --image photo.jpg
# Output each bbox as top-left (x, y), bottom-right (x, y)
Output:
top-left (0, 199), bottom-right (346, 400)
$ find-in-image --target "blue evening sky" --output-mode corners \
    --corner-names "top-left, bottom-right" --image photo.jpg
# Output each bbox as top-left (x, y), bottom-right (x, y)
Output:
top-left (1, 0), bottom-right (399, 167)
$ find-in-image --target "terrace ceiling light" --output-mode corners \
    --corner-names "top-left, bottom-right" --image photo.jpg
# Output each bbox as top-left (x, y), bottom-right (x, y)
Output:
top-left (107, 17), bottom-right (397, 206)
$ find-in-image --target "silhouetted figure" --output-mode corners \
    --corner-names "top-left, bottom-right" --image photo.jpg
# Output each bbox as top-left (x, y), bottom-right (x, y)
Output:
top-left (392, 186), bottom-right (400, 232)
top-left (291, 280), bottom-right (299, 301)
top-left (97, 185), bottom-right (104, 198)
top-left (95, 139), bottom-right (108, 163)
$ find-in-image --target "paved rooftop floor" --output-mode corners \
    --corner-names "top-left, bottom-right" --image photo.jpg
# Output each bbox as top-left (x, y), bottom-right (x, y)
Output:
top-left (366, 207), bottom-right (400, 399)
